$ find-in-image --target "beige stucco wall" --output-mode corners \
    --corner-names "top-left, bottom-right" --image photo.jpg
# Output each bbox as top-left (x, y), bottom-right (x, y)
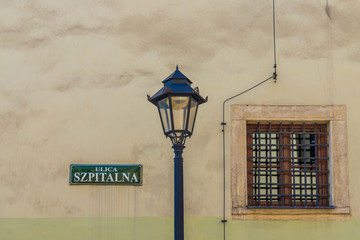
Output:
top-left (1, 0), bottom-right (360, 237)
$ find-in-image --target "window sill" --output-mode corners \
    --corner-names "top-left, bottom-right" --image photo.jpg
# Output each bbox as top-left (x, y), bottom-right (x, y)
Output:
top-left (246, 206), bottom-right (335, 209)
top-left (232, 206), bottom-right (350, 220)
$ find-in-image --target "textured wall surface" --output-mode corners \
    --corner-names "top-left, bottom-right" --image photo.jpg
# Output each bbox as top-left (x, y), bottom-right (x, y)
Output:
top-left (1, 0), bottom-right (360, 239)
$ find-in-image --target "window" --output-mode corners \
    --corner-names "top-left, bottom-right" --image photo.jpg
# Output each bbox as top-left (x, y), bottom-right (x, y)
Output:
top-left (231, 105), bottom-right (349, 219)
top-left (247, 123), bottom-right (329, 208)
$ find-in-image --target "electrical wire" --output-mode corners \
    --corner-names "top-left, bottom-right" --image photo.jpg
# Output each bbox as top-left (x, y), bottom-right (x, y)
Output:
top-left (220, 1), bottom-right (277, 240)
top-left (273, 0), bottom-right (277, 77)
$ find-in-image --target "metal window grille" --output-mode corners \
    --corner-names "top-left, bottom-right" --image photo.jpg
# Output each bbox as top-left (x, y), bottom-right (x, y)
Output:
top-left (247, 123), bottom-right (330, 208)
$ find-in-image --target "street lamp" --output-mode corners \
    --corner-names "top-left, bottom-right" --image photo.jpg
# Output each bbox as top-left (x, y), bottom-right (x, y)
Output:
top-left (147, 66), bottom-right (207, 240)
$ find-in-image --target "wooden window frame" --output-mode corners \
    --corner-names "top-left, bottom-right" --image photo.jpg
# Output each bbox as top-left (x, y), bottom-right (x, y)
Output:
top-left (231, 105), bottom-right (350, 220)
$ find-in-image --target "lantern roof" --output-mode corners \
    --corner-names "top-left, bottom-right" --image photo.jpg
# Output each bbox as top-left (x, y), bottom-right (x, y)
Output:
top-left (147, 66), bottom-right (207, 105)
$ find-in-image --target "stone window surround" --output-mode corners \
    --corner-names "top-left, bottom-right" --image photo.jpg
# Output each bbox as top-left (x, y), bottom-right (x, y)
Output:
top-left (231, 105), bottom-right (350, 220)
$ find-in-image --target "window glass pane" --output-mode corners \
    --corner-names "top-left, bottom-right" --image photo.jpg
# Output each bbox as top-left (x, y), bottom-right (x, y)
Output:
top-left (187, 98), bottom-right (198, 133)
top-left (251, 131), bottom-right (280, 204)
top-left (294, 133), bottom-right (316, 165)
top-left (171, 96), bottom-right (190, 131)
top-left (158, 97), bottom-right (171, 133)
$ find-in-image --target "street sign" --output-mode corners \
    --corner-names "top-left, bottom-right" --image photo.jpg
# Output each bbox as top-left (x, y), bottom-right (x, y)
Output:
top-left (69, 164), bottom-right (142, 185)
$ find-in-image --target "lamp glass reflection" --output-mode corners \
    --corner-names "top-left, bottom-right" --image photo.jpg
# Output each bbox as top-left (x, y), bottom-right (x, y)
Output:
top-left (187, 98), bottom-right (198, 133)
top-left (158, 97), bottom-right (171, 133)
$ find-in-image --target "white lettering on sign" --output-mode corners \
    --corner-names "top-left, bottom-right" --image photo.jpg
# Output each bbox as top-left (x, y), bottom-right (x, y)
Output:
top-left (106, 174), bottom-right (114, 182)
top-left (89, 173), bottom-right (95, 181)
top-left (95, 167), bottom-right (119, 172)
top-left (73, 172), bottom-right (139, 183)
top-left (100, 173), bottom-right (106, 182)
top-left (74, 172), bottom-right (80, 182)
top-left (122, 173), bottom-right (130, 182)
top-left (81, 173), bottom-right (88, 182)
top-left (131, 174), bottom-right (138, 182)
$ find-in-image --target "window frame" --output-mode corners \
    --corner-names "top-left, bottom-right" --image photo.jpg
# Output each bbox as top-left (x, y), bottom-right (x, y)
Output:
top-left (231, 105), bottom-right (350, 220)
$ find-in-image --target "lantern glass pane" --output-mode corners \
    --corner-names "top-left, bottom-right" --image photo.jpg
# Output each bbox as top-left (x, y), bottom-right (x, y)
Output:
top-left (187, 97), bottom-right (198, 133)
top-left (171, 96), bottom-right (190, 131)
top-left (158, 97), bottom-right (172, 133)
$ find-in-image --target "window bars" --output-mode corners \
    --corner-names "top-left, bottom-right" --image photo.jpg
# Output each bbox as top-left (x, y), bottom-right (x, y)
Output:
top-left (247, 123), bottom-right (330, 208)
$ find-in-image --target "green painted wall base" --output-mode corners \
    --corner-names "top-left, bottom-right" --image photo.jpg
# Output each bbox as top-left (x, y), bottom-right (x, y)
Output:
top-left (0, 217), bottom-right (359, 240)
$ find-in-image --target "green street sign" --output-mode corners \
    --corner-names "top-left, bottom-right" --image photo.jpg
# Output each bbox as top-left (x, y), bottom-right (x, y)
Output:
top-left (69, 164), bottom-right (142, 185)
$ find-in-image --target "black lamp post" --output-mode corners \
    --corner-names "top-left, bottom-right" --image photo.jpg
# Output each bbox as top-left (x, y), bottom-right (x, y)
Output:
top-left (148, 66), bottom-right (207, 240)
